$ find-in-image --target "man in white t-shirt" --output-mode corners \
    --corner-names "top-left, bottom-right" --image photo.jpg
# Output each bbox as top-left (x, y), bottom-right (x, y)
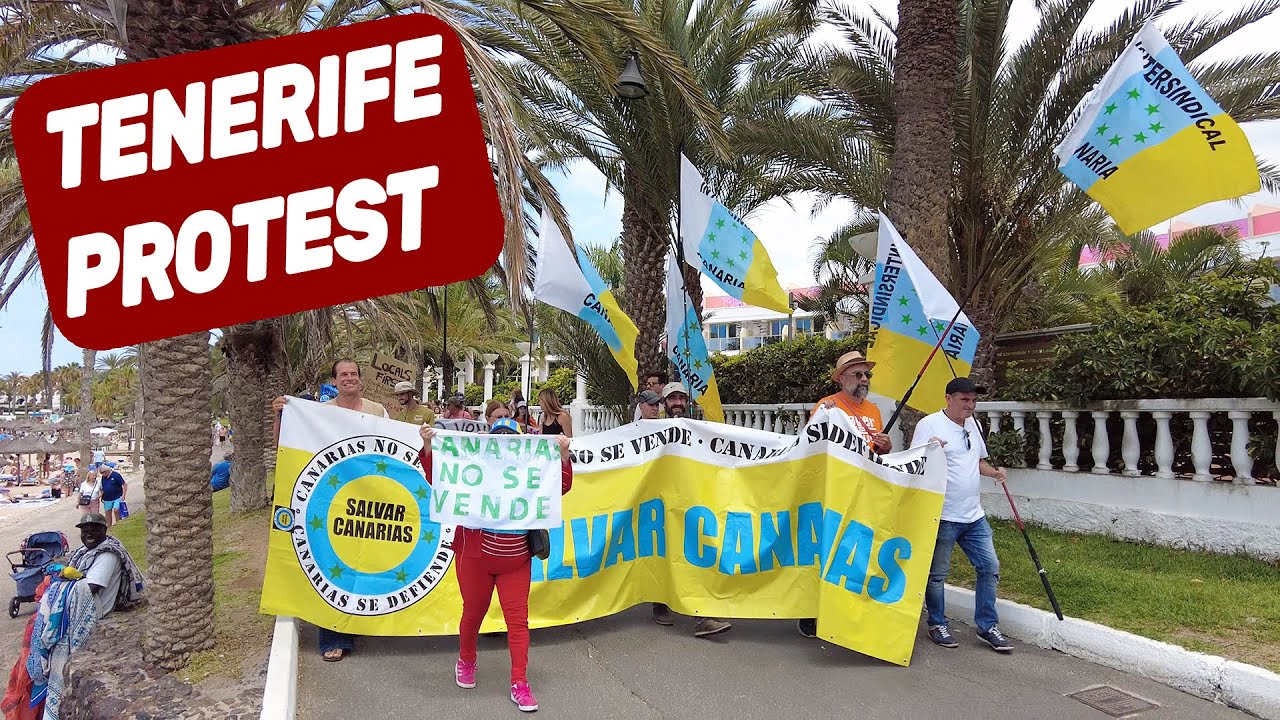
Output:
top-left (910, 377), bottom-right (1013, 653)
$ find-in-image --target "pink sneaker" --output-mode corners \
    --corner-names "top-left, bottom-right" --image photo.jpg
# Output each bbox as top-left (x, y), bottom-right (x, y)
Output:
top-left (510, 681), bottom-right (538, 712)
top-left (455, 659), bottom-right (476, 689)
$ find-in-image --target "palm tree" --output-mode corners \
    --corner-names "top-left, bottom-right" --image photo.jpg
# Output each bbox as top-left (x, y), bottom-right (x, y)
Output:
top-left (485, 0), bottom-right (810, 379)
top-left (78, 349), bottom-right (95, 471)
top-left (743, 0), bottom-right (1280, 379)
top-left (2, 371), bottom-right (21, 412)
top-left (95, 352), bottom-right (132, 373)
top-left (886, 0), bottom-right (957, 282)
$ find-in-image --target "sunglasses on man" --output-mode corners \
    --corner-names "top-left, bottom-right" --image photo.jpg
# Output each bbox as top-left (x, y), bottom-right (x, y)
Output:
top-left (843, 370), bottom-right (873, 380)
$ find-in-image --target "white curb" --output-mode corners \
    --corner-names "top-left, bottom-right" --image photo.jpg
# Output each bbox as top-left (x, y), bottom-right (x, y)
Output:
top-left (260, 616), bottom-right (299, 720)
top-left (944, 586), bottom-right (1280, 719)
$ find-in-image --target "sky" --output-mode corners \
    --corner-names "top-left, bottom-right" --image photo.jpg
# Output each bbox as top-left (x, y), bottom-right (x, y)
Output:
top-left (3, 0), bottom-right (1278, 374)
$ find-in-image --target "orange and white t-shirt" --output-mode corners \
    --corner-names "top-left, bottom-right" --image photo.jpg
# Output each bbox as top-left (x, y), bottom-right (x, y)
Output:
top-left (812, 393), bottom-right (883, 438)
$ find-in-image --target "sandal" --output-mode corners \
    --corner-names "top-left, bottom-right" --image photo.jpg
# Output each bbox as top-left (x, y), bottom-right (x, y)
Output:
top-left (322, 648), bottom-right (346, 662)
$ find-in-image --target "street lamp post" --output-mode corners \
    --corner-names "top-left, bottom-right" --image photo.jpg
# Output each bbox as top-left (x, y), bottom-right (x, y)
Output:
top-left (615, 52), bottom-right (648, 100)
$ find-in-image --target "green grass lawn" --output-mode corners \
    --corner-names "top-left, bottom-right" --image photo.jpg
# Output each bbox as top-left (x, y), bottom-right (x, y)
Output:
top-left (946, 518), bottom-right (1280, 672)
top-left (114, 489), bottom-right (272, 682)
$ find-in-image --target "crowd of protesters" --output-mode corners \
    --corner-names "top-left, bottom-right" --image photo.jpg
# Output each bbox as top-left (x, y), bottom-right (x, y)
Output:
top-left (257, 351), bottom-right (1012, 714)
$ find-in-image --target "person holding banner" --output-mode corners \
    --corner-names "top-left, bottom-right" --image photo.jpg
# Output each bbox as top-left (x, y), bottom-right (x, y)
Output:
top-left (795, 351), bottom-right (893, 639)
top-left (418, 419), bottom-right (572, 713)
top-left (911, 377), bottom-right (1013, 653)
top-left (813, 351), bottom-right (892, 454)
top-left (272, 358), bottom-right (389, 663)
top-left (653, 383), bottom-right (733, 637)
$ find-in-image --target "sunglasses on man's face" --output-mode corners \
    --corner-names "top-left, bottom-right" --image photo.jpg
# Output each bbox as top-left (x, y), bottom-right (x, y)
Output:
top-left (844, 370), bottom-right (873, 380)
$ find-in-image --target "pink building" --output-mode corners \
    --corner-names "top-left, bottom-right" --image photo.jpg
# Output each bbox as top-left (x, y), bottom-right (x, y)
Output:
top-left (1080, 203), bottom-right (1280, 267)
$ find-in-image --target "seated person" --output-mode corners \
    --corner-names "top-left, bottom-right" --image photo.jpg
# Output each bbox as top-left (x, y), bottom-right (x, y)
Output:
top-left (68, 513), bottom-right (144, 619)
top-left (210, 454), bottom-right (232, 492)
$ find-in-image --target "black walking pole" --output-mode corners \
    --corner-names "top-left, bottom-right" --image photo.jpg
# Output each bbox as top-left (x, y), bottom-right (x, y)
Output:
top-left (998, 478), bottom-right (1064, 620)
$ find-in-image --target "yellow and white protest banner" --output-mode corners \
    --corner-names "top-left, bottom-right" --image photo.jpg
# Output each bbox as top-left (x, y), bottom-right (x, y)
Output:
top-left (261, 400), bottom-right (946, 666)
top-left (427, 431), bottom-right (563, 529)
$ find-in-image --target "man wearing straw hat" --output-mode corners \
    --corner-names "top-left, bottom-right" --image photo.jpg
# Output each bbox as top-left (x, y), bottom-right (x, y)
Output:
top-left (797, 351), bottom-right (893, 640)
top-left (813, 351), bottom-right (893, 454)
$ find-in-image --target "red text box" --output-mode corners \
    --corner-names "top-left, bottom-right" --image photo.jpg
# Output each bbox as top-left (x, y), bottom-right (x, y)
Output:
top-left (13, 15), bottom-right (503, 349)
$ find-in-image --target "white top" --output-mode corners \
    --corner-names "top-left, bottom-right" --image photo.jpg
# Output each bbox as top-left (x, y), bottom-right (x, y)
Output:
top-left (79, 480), bottom-right (101, 500)
top-left (912, 410), bottom-right (988, 523)
top-left (92, 450), bottom-right (105, 463)
top-left (84, 550), bottom-right (122, 618)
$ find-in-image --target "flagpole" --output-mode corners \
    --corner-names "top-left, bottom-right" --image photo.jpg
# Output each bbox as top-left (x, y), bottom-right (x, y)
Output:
top-left (675, 143), bottom-right (691, 381)
top-left (442, 285), bottom-right (450, 397)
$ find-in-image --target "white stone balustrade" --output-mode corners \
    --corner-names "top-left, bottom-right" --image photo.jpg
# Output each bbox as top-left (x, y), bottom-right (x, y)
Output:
top-left (559, 393), bottom-right (1277, 487)
top-left (974, 398), bottom-right (1279, 484)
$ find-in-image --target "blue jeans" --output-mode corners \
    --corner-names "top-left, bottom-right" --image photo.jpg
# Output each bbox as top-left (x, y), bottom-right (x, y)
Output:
top-left (925, 517), bottom-right (1000, 633)
top-left (318, 628), bottom-right (354, 654)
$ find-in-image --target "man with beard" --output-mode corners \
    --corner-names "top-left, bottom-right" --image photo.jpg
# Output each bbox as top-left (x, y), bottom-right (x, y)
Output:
top-left (272, 358), bottom-right (389, 662)
top-left (650, 382), bottom-right (732, 638)
top-left (813, 351), bottom-right (892, 454)
top-left (392, 381), bottom-right (436, 426)
top-left (796, 351), bottom-right (893, 639)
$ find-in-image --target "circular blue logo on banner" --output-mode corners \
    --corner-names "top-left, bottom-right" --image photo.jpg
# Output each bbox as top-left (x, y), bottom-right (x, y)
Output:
top-left (288, 435), bottom-right (453, 616)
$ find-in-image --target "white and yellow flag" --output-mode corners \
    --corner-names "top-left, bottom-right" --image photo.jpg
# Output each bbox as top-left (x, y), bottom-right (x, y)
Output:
top-left (532, 211), bottom-right (639, 389)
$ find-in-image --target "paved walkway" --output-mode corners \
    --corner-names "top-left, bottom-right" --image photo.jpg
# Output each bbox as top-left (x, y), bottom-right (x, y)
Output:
top-left (0, 455), bottom-right (148, 663)
top-left (296, 606), bottom-right (1249, 719)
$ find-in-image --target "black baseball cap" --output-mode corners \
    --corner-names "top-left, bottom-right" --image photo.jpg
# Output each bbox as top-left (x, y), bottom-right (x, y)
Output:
top-left (945, 377), bottom-right (986, 395)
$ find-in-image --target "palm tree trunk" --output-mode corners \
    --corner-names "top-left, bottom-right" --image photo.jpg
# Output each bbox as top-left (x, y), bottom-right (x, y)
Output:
top-left (121, 0), bottom-right (265, 672)
top-left (79, 349), bottom-right (95, 470)
top-left (885, 0), bottom-right (958, 286)
top-left (622, 165), bottom-right (671, 381)
top-left (132, 349), bottom-right (145, 469)
top-left (883, 0), bottom-right (959, 437)
top-left (140, 332), bottom-right (214, 670)
top-left (222, 320), bottom-right (284, 513)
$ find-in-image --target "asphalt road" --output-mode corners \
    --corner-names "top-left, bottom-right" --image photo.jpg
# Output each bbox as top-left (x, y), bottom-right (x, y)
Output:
top-left (296, 605), bottom-right (1250, 720)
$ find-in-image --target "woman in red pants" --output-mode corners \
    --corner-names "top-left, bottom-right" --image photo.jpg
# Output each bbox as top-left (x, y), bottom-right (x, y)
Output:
top-left (419, 417), bottom-right (572, 713)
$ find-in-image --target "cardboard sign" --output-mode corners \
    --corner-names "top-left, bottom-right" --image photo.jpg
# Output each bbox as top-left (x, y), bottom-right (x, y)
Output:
top-left (12, 15), bottom-right (503, 349)
top-left (362, 352), bottom-right (417, 404)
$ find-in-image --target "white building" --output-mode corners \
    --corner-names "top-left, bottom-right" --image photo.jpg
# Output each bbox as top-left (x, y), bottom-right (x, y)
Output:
top-left (701, 287), bottom-right (858, 356)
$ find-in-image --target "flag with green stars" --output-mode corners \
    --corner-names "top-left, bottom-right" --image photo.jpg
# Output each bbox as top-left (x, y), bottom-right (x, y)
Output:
top-left (678, 155), bottom-right (791, 314)
top-left (866, 214), bottom-right (979, 413)
top-left (665, 250), bottom-right (724, 422)
top-left (1055, 22), bottom-right (1259, 235)
top-left (533, 210), bottom-right (639, 390)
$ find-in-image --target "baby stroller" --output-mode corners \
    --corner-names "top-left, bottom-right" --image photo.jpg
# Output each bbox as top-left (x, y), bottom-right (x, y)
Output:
top-left (7, 530), bottom-right (69, 618)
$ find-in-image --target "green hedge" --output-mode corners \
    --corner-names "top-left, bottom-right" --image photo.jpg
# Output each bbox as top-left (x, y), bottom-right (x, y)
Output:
top-left (1001, 273), bottom-right (1280, 403)
top-left (464, 368), bottom-right (577, 407)
top-left (710, 333), bottom-right (870, 405)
